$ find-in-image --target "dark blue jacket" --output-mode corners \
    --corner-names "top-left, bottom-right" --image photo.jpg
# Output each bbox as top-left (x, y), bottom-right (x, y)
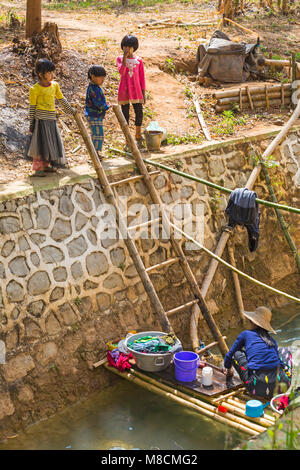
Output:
top-left (224, 329), bottom-right (283, 370)
top-left (85, 83), bottom-right (109, 119)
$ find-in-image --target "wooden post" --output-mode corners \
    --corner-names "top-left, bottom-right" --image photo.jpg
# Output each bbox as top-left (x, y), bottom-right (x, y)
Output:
top-left (265, 85), bottom-right (269, 111)
top-left (260, 162), bottom-right (300, 275)
top-left (26, 0), bottom-right (42, 38)
top-left (112, 104), bottom-right (229, 357)
top-left (227, 241), bottom-right (246, 326)
top-left (246, 86), bottom-right (254, 111)
top-left (291, 53), bottom-right (297, 110)
top-left (73, 112), bottom-right (173, 333)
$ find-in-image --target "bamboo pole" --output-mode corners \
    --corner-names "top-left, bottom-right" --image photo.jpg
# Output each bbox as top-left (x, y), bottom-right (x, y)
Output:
top-left (229, 397), bottom-right (276, 423)
top-left (239, 87), bottom-right (243, 112)
top-left (222, 17), bottom-right (258, 36)
top-left (167, 222), bottom-right (300, 304)
top-left (194, 99), bottom-right (212, 141)
top-left (142, 159), bottom-right (300, 215)
top-left (113, 104), bottom-right (229, 357)
top-left (227, 241), bottom-right (246, 326)
top-left (213, 83), bottom-right (291, 99)
top-left (260, 161), bottom-right (300, 275)
top-left (73, 112), bottom-right (173, 334)
top-left (126, 367), bottom-right (265, 434)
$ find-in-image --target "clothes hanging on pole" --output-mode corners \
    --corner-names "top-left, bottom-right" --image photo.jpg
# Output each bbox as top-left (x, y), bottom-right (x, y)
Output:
top-left (225, 187), bottom-right (261, 252)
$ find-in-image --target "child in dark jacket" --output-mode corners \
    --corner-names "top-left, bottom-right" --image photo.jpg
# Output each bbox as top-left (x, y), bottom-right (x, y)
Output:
top-left (85, 65), bottom-right (109, 159)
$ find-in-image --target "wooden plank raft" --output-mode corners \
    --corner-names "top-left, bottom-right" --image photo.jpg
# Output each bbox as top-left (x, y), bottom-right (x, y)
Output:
top-left (143, 361), bottom-right (243, 397)
top-left (101, 361), bottom-right (276, 436)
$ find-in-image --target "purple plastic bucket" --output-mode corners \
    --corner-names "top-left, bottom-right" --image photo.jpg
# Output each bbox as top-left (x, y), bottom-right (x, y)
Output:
top-left (174, 351), bottom-right (199, 382)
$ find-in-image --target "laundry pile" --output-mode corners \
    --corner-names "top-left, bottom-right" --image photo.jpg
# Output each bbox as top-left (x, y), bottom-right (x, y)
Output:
top-left (127, 333), bottom-right (178, 354)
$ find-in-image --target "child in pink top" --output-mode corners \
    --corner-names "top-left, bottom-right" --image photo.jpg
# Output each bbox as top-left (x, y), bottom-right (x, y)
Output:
top-left (116, 34), bottom-right (146, 145)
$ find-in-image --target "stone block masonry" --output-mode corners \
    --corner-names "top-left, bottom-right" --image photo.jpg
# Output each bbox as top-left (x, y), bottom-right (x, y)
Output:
top-left (0, 128), bottom-right (299, 439)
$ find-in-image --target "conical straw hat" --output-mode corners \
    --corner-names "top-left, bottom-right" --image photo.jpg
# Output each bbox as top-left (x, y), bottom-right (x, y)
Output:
top-left (243, 306), bottom-right (276, 334)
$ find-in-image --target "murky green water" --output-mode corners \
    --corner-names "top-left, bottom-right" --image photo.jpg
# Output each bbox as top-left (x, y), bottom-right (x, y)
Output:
top-left (0, 303), bottom-right (299, 450)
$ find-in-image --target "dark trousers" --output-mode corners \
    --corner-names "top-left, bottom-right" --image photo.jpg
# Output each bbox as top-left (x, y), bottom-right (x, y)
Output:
top-left (232, 348), bottom-right (292, 399)
top-left (121, 103), bottom-right (143, 127)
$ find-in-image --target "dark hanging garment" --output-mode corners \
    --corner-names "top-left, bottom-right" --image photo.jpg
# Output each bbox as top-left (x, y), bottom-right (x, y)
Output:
top-left (225, 188), bottom-right (260, 252)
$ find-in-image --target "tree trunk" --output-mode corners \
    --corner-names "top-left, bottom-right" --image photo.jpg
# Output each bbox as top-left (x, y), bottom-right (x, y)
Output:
top-left (26, 0), bottom-right (42, 38)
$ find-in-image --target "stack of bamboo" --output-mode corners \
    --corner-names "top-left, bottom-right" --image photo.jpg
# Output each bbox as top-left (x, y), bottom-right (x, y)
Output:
top-left (214, 83), bottom-right (292, 113)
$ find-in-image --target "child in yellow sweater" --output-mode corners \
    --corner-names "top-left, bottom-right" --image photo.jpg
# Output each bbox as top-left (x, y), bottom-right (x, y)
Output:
top-left (28, 58), bottom-right (74, 177)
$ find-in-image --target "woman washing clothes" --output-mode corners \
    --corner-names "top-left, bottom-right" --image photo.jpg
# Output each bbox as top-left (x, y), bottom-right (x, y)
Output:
top-left (223, 306), bottom-right (292, 398)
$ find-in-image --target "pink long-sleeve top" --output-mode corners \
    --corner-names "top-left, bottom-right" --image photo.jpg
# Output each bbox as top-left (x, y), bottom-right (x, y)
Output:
top-left (116, 55), bottom-right (146, 105)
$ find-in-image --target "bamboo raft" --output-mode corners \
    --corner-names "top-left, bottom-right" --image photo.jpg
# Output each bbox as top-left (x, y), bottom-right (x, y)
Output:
top-left (100, 361), bottom-right (277, 437)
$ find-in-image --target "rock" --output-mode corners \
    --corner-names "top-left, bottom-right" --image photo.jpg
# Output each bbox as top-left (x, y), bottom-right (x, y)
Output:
top-left (75, 191), bottom-right (92, 213)
top-left (18, 385), bottom-right (34, 404)
top-left (24, 318), bottom-right (42, 342)
top-left (58, 302), bottom-right (78, 325)
top-left (86, 251), bottom-right (109, 276)
top-left (51, 218), bottom-right (72, 242)
top-left (41, 246), bottom-right (64, 264)
top-left (0, 80), bottom-right (6, 105)
top-left (59, 195), bottom-right (74, 217)
top-left (87, 229), bottom-right (97, 246)
top-left (110, 247), bottom-right (126, 267)
top-left (67, 236), bottom-right (88, 258)
top-left (6, 280), bottom-right (24, 302)
top-left (75, 212), bottom-right (89, 231)
top-left (83, 327), bottom-right (97, 344)
top-left (1, 240), bottom-right (15, 257)
top-left (83, 280), bottom-right (98, 290)
top-left (96, 292), bottom-right (111, 311)
top-left (154, 175), bottom-right (167, 189)
top-left (103, 273), bottom-right (125, 289)
top-left (134, 181), bottom-right (148, 196)
top-left (71, 261), bottom-right (83, 280)
top-left (27, 300), bottom-right (45, 318)
top-left (30, 233), bottom-right (46, 246)
top-left (36, 342), bottom-right (58, 366)
top-left (53, 266), bottom-right (67, 282)
top-left (18, 235), bottom-right (30, 251)
top-left (0, 262), bottom-right (5, 279)
top-left (30, 252), bottom-right (40, 267)
top-left (2, 353), bottom-right (35, 383)
top-left (124, 265), bottom-right (138, 279)
top-left (20, 208), bottom-right (33, 230)
top-left (8, 256), bottom-right (30, 277)
top-left (45, 312), bottom-right (61, 335)
top-left (0, 392), bottom-right (15, 419)
top-left (27, 271), bottom-right (51, 296)
top-left (208, 157), bottom-right (225, 176)
top-left (35, 205), bottom-right (51, 229)
top-left (50, 287), bottom-right (64, 301)
top-left (10, 307), bottom-right (20, 320)
top-left (180, 186), bottom-right (193, 199)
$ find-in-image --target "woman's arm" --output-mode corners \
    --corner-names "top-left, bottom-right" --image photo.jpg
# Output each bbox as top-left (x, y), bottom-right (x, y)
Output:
top-left (223, 332), bottom-right (246, 369)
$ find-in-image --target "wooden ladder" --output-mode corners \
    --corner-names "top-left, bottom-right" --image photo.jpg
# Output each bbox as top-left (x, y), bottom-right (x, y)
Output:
top-left (74, 109), bottom-right (229, 357)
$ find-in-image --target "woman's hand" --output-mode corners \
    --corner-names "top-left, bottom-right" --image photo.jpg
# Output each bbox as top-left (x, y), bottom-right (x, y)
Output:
top-left (222, 367), bottom-right (234, 377)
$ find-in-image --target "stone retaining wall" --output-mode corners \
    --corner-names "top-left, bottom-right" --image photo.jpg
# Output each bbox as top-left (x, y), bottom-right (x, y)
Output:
top-left (0, 128), bottom-right (299, 439)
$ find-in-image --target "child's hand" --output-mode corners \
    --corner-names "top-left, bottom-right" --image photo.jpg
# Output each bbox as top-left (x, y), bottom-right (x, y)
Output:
top-left (143, 91), bottom-right (146, 105)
